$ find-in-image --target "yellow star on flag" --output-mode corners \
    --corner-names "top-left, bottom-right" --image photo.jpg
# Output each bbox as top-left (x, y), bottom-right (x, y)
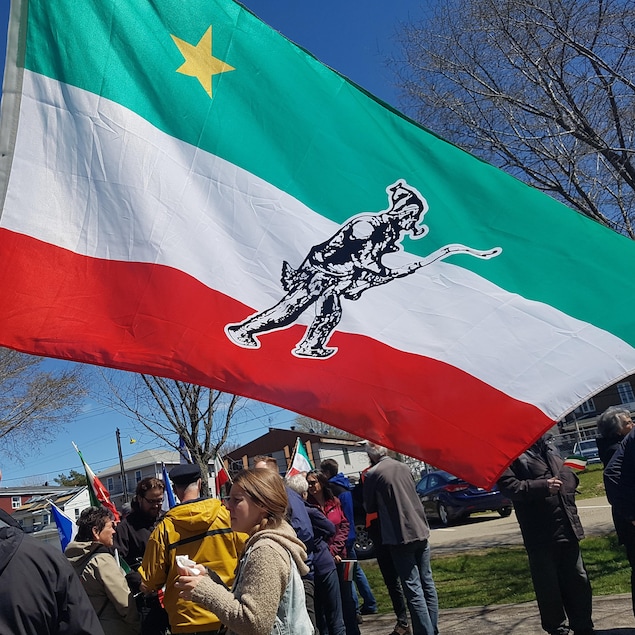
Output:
top-left (171, 26), bottom-right (235, 98)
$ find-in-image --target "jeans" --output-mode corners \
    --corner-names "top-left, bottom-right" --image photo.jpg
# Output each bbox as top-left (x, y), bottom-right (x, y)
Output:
top-left (336, 562), bottom-right (360, 635)
top-left (349, 548), bottom-right (377, 612)
top-left (525, 541), bottom-right (593, 634)
top-left (315, 568), bottom-right (346, 635)
top-left (389, 540), bottom-right (438, 635)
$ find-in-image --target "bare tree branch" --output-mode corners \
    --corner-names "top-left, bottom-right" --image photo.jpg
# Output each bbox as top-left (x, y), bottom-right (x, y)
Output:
top-left (101, 371), bottom-right (245, 496)
top-left (396, 0), bottom-right (635, 237)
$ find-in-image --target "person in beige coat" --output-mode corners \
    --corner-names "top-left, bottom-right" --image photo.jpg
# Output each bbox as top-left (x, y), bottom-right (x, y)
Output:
top-left (65, 507), bottom-right (139, 635)
top-left (175, 468), bottom-right (313, 635)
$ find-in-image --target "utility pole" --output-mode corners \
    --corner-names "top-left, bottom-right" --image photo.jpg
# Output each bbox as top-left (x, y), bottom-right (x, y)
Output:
top-left (116, 428), bottom-right (129, 503)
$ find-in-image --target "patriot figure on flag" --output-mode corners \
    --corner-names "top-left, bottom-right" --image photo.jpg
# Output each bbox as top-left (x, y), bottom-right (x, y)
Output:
top-left (226, 180), bottom-right (501, 359)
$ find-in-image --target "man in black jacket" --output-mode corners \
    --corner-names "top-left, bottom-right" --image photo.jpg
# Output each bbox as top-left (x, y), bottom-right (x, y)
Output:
top-left (498, 435), bottom-right (594, 635)
top-left (0, 508), bottom-right (104, 635)
top-left (114, 476), bottom-right (169, 634)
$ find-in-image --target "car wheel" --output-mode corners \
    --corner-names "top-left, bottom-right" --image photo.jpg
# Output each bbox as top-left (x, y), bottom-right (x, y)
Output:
top-left (354, 524), bottom-right (376, 560)
top-left (498, 506), bottom-right (512, 518)
top-left (437, 502), bottom-right (450, 527)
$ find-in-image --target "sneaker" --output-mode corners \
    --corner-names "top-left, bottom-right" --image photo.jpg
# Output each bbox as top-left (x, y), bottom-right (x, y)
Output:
top-left (356, 614), bottom-right (363, 625)
top-left (360, 605), bottom-right (379, 615)
top-left (390, 624), bottom-right (410, 635)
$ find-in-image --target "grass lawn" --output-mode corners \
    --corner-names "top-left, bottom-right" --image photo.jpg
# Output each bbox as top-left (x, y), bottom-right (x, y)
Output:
top-left (360, 469), bottom-right (625, 611)
top-left (575, 462), bottom-right (606, 499)
top-left (360, 534), bottom-right (630, 611)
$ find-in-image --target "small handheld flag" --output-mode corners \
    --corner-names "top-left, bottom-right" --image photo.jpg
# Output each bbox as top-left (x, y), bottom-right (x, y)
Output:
top-left (179, 437), bottom-right (193, 464)
top-left (563, 455), bottom-right (588, 471)
top-left (49, 501), bottom-right (77, 551)
top-left (161, 462), bottom-right (176, 510)
top-left (214, 455), bottom-right (232, 497)
top-left (341, 560), bottom-right (357, 582)
top-left (72, 442), bottom-right (120, 522)
top-left (285, 438), bottom-right (314, 478)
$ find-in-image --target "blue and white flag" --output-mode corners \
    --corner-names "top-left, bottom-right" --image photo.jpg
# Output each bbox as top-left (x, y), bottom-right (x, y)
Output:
top-left (49, 502), bottom-right (77, 551)
top-left (178, 437), bottom-right (193, 464)
top-left (162, 462), bottom-right (176, 510)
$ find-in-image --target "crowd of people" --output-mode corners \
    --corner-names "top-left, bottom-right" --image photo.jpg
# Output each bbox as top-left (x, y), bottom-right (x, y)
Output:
top-left (0, 441), bottom-right (437, 635)
top-left (6, 416), bottom-right (635, 635)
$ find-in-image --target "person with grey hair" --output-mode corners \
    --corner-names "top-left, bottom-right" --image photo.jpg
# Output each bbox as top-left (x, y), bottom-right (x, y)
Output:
top-left (286, 474), bottom-right (346, 635)
top-left (596, 406), bottom-right (634, 466)
top-left (603, 410), bottom-right (635, 618)
top-left (363, 442), bottom-right (439, 635)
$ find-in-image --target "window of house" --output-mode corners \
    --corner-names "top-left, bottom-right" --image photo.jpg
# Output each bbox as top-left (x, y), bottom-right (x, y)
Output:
top-left (577, 398), bottom-right (595, 414)
top-left (342, 447), bottom-right (351, 466)
top-left (11, 496), bottom-right (21, 509)
top-left (135, 470), bottom-right (142, 483)
top-left (107, 477), bottom-right (114, 492)
top-left (618, 382), bottom-right (635, 405)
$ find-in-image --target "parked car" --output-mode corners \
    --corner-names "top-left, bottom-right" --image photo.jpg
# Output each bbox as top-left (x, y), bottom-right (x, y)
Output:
top-left (572, 439), bottom-right (601, 465)
top-left (415, 470), bottom-right (512, 527)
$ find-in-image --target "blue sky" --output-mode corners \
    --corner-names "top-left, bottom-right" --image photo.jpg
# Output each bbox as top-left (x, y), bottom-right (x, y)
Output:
top-left (0, 0), bottom-right (416, 485)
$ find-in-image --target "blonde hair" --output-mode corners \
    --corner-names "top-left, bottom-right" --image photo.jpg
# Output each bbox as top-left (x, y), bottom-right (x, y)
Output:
top-left (234, 468), bottom-right (288, 532)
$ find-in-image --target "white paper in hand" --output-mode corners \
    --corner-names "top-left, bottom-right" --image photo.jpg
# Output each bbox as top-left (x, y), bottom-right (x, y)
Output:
top-left (176, 555), bottom-right (200, 575)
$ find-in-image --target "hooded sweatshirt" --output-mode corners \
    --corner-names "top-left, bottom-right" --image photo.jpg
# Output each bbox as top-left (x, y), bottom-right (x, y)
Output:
top-left (140, 497), bottom-right (245, 633)
top-left (64, 540), bottom-right (138, 635)
top-left (0, 510), bottom-right (104, 635)
top-left (328, 473), bottom-right (356, 548)
top-left (191, 520), bottom-right (310, 635)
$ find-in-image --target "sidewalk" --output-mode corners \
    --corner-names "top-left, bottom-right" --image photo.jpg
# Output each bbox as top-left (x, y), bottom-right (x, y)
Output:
top-left (359, 593), bottom-right (635, 634)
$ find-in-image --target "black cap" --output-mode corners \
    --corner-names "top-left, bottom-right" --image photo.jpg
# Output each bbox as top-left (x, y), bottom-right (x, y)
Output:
top-left (169, 463), bottom-right (201, 485)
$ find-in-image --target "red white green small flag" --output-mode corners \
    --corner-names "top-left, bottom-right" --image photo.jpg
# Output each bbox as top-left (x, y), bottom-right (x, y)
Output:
top-left (73, 442), bottom-right (120, 522)
top-left (286, 438), bottom-right (314, 478)
top-left (215, 454), bottom-right (232, 495)
top-left (563, 455), bottom-right (588, 471)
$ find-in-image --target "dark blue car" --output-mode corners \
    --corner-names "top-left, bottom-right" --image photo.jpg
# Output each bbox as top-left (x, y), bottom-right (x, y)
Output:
top-left (416, 470), bottom-right (512, 527)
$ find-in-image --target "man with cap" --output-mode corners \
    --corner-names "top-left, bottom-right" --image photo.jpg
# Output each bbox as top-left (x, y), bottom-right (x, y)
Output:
top-left (140, 463), bottom-right (245, 635)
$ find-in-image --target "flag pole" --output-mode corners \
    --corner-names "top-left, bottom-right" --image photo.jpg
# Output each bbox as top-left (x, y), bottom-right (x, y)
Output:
top-left (116, 428), bottom-right (129, 503)
top-left (285, 438), bottom-right (300, 478)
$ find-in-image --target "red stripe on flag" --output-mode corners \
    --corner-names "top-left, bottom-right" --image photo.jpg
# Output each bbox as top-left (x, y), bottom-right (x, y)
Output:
top-left (0, 230), bottom-right (553, 486)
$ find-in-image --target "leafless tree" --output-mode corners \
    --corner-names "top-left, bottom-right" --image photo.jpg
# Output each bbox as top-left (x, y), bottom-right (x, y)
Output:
top-left (104, 373), bottom-right (243, 496)
top-left (0, 348), bottom-right (86, 459)
top-left (396, 0), bottom-right (635, 237)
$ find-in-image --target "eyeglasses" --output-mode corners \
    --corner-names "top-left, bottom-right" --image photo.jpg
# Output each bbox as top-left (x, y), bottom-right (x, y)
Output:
top-left (143, 497), bottom-right (164, 505)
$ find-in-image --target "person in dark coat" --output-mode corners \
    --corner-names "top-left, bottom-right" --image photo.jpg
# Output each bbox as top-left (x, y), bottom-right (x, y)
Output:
top-left (287, 473), bottom-right (346, 635)
top-left (498, 435), bottom-right (594, 635)
top-left (0, 508), bottom-right (105, 635)
top-left (596, 406), bottom-right (634, 466)
top-left (114, 476), bottom-right (169, 634)
top-left (363, 443), bottom-right (438, 635)
top-left (603, 421), bottom-right (635, 618)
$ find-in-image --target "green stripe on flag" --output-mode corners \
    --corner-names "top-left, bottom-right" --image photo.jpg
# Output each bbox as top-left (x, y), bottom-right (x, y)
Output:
top-left (16, 0), bottom-right (635, 351)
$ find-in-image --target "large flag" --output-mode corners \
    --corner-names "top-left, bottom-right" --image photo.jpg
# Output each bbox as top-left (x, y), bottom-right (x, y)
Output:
top-left (2, 1), bottom-right (635, 486)
top-left (285, 438), bottom-right (314, 478)
top-left (49, 501), bottom-right (78, 551)
top-left (161, 462), bottom-right (176, 510)
top-left (72, 443), bottom-right (120, 522)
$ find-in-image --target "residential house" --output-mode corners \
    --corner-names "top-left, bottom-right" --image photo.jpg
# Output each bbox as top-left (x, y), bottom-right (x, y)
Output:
top-left (97, 448), bottom-right (180, 509)
top-left (10, 486), bottom-right (90, 548)
top-left (224, 428), bottom-right (373, 482)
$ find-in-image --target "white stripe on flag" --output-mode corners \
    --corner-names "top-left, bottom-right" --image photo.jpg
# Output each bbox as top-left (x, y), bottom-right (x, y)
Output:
top-left (4, 72), bottom-right (635, 419)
